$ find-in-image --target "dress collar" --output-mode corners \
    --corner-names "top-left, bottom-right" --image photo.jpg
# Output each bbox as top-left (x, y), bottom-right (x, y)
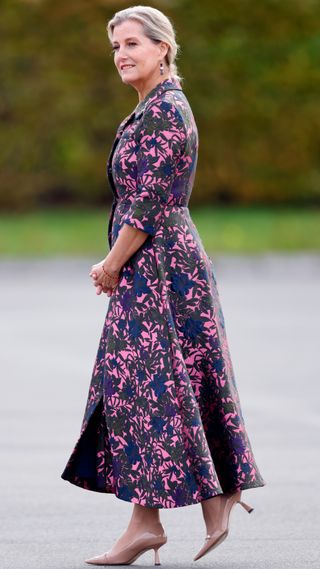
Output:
top-left (133, 77), bottom-right (183, 118)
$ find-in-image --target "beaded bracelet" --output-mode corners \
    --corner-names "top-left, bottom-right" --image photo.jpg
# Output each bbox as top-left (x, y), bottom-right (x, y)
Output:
top-left (102, 264), bottom-right (119, 281)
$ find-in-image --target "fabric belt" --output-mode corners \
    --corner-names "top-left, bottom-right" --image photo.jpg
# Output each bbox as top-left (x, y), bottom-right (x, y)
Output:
top-left (116, 201), bottom-right (189, 208)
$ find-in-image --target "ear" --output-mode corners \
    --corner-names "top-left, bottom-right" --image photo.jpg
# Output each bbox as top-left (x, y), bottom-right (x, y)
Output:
top-left (158, 41), bottom-right (169, 60)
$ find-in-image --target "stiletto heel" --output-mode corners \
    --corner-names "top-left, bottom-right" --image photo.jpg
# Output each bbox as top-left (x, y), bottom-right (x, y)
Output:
top-left (238, 499), bottom-right (254, 513)
top-left (154, 546), bottom-right (161, 565)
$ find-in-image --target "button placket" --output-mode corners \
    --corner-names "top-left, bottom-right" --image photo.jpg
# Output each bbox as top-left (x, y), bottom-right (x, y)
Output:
top-left (107, 111), bottom-right (137, 249)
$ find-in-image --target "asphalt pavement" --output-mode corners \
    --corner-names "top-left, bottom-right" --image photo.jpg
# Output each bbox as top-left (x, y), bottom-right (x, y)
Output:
top-left (0, 254), bottom-right (319, 568)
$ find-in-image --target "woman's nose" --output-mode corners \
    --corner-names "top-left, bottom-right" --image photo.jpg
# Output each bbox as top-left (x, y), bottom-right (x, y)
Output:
top-left (116, 46), bottom-right (128, 58)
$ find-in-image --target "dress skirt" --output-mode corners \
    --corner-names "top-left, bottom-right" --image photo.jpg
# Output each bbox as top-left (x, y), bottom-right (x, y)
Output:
top-left (61, 203), bottom-right (267, 508)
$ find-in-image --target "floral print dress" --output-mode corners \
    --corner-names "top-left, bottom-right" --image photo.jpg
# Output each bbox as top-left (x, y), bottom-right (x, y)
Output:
top-left (61, 77), bottom-right (266, 508)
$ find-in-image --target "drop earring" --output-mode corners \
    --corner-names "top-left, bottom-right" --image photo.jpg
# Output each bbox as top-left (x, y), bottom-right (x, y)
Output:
top-left (160, 62), bottom-right (164, 75)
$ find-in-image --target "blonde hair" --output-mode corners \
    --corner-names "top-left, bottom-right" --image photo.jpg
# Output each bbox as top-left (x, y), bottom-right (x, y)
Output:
top-left (106, 5), bottom-right (183, 83)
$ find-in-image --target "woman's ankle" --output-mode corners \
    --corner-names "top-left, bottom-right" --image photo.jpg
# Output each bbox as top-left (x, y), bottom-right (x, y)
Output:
top-left (128, 505), bottom-right (161, 528)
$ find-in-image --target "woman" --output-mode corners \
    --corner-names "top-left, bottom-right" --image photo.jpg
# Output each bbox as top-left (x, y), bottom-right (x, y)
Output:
top-left (61, 5), bottom-right (266, 566)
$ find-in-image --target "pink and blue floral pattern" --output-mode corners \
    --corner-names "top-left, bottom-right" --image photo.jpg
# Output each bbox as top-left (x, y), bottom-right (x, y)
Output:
top-left (61, 78), bottom-right (266, 508)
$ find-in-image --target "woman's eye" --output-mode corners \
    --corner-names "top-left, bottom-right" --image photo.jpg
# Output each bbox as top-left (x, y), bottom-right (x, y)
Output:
top-left (111, 42), bottom-right (137, 53)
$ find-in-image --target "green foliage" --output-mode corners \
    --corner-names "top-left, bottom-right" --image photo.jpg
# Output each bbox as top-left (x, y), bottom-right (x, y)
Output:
top-left (0, 0), bottom-right (319, 210)
top-left (0, 206), bottom-right (319, 254)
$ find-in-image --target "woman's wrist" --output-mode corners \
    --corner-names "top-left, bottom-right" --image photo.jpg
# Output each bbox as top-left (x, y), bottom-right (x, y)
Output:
top-left (102, 265), bottom-right (119, 283)
top-left (102, 256), bottom-right (121, 275)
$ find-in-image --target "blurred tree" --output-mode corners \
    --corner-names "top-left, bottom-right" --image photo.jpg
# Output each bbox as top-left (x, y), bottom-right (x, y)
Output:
top-left (0, 0), bottom-right (319, 210)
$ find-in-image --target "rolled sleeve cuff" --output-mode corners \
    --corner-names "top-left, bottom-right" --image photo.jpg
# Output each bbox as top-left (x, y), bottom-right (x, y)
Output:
top-left (121, 199), bottom-right (163, 236)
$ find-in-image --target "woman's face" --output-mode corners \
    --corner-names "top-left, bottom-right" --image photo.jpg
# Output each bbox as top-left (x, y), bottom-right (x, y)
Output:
top-left (111, 19), bottom-right (169, 87)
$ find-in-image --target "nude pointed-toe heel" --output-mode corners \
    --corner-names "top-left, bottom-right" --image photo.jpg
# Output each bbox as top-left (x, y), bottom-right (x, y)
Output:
top-left (193, 491), bottom-right (254, 562)
top-left (85, 523), bottom-right (167, 566)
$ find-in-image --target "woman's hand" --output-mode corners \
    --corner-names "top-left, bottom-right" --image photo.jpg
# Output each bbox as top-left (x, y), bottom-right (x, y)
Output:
top-left (89, 258), bottom-right (120, 296)
top-left (89, 225), bottom-right (148, 296)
